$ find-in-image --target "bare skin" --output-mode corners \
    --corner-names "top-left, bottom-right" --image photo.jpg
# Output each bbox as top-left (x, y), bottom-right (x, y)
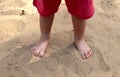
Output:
top-left (72, 15), bottom-right (93, 59)
top-left (31, 14), bottom-right (54, 57)
top-left (31, 14), bottom-right (93, 59)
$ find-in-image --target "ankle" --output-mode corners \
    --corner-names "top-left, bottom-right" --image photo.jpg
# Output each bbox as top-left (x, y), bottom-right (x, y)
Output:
top-left (40, 34), bottom-right (50, 40)
top-left (74, 36), bottom-right (84, 42)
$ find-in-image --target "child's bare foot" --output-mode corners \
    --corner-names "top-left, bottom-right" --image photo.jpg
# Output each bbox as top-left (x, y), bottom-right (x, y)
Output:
top-left (31, 36), bottom-right (49, 57)
top-left (75, 39), bottom-right (93, 59)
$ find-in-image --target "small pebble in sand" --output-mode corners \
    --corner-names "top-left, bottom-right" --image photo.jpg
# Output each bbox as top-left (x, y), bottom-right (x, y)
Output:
top-left (20, 10), bottom-right (25, 16)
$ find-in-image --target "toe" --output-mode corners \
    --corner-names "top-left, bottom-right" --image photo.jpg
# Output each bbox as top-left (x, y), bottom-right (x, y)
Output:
top-left (81, 49), bottom-right (94, 59)
top-left (82, 53), bottom-right (87, 59)
top-left (86, 52), bottom-right (90, 58)
top-left (85, 50), bottom-right (93, 59)
top-left (34, 50), bottom-right (40, 57)
top-left (83, 51), bottom-right (91, 59)
top-left (90, 49), bottom-right (93, 54)
top-left (89, 50), bottom-right (93, 56)
top-left (38, 52), bottom-right (42, 57)
top-left (39, 51), bottom-right (45, 57)
top-left (88, 49), bottom-right (93, 56)
top-left (38, 53), bottom-right (43, 58)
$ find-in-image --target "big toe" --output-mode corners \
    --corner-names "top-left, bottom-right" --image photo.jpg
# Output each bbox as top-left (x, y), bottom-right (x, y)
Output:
top-left (38, 51), bottom-right (45, 57)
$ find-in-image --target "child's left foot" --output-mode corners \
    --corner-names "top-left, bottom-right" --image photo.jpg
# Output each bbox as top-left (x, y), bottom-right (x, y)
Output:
top-left (75, 39), bottom-right (93, 59)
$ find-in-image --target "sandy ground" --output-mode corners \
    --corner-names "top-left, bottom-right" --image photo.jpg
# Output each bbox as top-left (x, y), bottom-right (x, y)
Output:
top-left (0, 0), bottom-right (120, 77)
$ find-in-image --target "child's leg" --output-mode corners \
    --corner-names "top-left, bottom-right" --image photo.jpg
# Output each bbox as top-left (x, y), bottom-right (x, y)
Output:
top-left (72, 15), bottom-right (93, 59)
top-left (65, 0), bottom-right (94, 59)
top-left (32, 0), bottom-right (61, 57)
top-left (31, 14), bottom-right (54, 57)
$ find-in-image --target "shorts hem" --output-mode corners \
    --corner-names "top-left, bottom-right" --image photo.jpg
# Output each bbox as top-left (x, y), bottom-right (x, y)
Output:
top-left (68, 8), bottom-right (95, 20)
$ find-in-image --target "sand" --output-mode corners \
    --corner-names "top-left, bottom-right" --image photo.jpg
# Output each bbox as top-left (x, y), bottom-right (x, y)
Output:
top-left (0, 0), bottom-right (120, 77)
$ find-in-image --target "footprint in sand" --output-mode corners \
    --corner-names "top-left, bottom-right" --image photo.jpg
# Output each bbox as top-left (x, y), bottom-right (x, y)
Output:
top-left (100, 0), bottom-right (117, 11)
top-left (0, 0), bottom-right (26, 11)
top-left (0, 19), bottom-right (25, 42)
top-left (95, 47), bottom-right (110, 72)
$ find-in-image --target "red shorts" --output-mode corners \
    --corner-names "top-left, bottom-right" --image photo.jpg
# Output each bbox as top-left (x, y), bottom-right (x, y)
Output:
top-left (33, 0), bottom-right (95, 19)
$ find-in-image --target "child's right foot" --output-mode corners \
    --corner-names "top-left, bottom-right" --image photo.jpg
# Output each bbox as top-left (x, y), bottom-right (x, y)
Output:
top-left (31, 36), bottom-right (49, 57)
